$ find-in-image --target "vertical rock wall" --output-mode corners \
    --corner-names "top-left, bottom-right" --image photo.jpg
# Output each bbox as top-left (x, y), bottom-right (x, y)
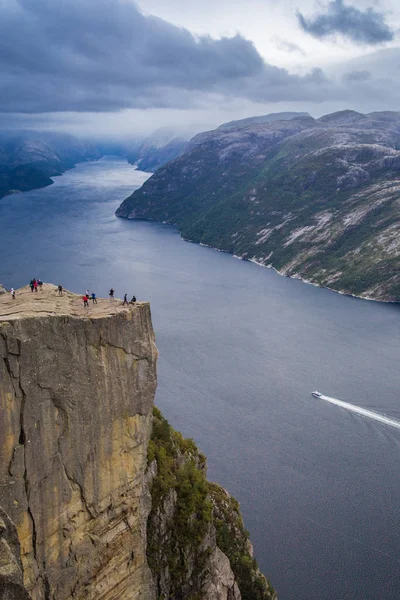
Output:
top-left (0, 302), bottom-right (158, 600)
top-left (0, 506), bottom-right (31, 599)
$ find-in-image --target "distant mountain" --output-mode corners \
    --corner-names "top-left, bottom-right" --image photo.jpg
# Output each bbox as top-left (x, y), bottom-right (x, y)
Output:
top-left (117, 110), bottom-right (400, 302)
top-left (0, 131), bottom-right (101, 198)
top-left (126, 126), bottom-right (213, 172)
top-left (127, 117), bottom-right (308, 172)
top-left (0, 165), bottom-right (53, 198)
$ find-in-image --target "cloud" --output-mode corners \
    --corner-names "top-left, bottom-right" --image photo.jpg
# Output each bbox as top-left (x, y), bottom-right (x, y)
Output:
top-left (297, 0), bottom-right (394, 45)
top-left (274, 38), bottom-right (307, 56)
top-left (0, 0), bottom-right (332, 114)
top-left (342, 70), bottom-right (371, 82)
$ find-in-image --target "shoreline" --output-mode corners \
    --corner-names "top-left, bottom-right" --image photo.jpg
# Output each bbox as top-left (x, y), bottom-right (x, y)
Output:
top-left (116, 214), bottom-right (398, 306)
top-left (189, 238), bottom-right (398, 306)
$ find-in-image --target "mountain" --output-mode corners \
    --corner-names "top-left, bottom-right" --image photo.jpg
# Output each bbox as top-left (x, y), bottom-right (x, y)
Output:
top-left (117, 110), bottom-right (400, 302)
top-left (0, 131), bottom-right (101, 198)
top-left (0, 285), bottom-right (275, 600)
top-left (217, 112), bottom-right (310, 131)
top-left (0, 164), bottom-right (53, 198)
top-left (126, 126), bottom-right (208, 172)
top-left (127, 116), bottom-right (309, 173)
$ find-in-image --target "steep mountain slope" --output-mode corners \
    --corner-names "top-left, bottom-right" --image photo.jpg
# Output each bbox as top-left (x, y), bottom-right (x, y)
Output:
top-left (0, 132), bottom-right (101, 198)
top-left (117, 110), bottom-right (400, 302)
top-left (147, 407), bottom-right (275, 600)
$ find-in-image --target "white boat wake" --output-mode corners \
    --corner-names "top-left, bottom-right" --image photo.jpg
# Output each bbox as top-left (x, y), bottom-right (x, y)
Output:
top-left (315, 393), bottom-right (400, 431)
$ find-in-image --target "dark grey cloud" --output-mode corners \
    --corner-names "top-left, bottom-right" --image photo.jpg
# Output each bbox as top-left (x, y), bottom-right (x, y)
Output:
top-left (343, 70), bottom-right (371, 82)
top-left (298, 0), bottom-right (394, 45)
top-left (0, 0), bottom-right (331, 114)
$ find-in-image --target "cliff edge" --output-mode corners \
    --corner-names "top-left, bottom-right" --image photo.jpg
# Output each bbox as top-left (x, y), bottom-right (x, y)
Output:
top-left (0, 285), bottom-right (158, 599)
top-left (0, 285), bottom-right (276, 600)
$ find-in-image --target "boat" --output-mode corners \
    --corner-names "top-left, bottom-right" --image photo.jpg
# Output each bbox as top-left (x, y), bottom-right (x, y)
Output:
top-left (312, 391), bottom-right (322, 398)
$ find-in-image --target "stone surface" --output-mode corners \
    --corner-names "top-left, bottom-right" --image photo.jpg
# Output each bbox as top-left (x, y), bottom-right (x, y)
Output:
top-left (0, 506), bottom-right (31, 599)
top-left (203, 547), bottom-right (241, 600)
top-left (0, 285), bottom-right (158, 600)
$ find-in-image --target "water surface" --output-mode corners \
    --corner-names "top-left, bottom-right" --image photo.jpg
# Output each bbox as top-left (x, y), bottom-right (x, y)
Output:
top-left (1, 157), bottom-right (400, 600)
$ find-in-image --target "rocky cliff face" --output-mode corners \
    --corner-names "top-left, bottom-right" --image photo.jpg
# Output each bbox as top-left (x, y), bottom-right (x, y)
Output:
top-left (146, 409), bottom-right (275, 600)
top-left (0, 285), bottom-right (157, 599)
top-left (0, 506), bottom-right (31, 599)
top-left (117, 110), bottom-right (400, 302)
top-left (0, 286), bottom-right (275, 600)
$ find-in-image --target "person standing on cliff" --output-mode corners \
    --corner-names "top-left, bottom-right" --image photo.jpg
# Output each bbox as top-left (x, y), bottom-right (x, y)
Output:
top-left (30, 280), bottom-right (34, 292)
top-left (83, 295), bottom-right (89, 307)
top-left (91, 292), bottom-right (97, 304)
top-left (123, 293), bottom-right (128, 306)
top-left (10, 288), bottom-right (15, 299)
top-left (33, 280), bottom-right (38, 292)
top-left (58, 284), bottom-right (63, 296)
top-left (109, 288), bottom-right (114, 302)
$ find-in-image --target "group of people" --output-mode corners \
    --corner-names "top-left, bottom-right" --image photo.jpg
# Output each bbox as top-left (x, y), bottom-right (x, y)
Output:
top-left (30, 278), bottom-right (43, 292)
top-left (123, 293), bottom-right (136, 305)
top-left (82, 290), bottom-right (98, 307)
top-left (81, 289), bottom-right (136, 307)
top-left (5, 280), bottom-right (137, 307)
top-left (8, 277), bottom-right (43, 299)
top-left (109, 288), bottom-right (136, 305)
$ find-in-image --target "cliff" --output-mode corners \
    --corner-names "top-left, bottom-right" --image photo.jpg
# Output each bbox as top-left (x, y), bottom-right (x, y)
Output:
top-left (0, 506), bottom-right (31, 599)
top-left (0, 285), bottom-right (158, 599)
top-left (117, 110), bottom-right (400, 302)
top-left (146, 408), bottom-right (275, 600)
top-left (0, 286), bottom-right (275, 600)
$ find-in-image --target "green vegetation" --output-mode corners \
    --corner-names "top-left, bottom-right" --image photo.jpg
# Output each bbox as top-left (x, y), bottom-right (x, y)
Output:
top-left (147, 407), bottom-right (212, 600)
top-left (210, 483), bottom-right (275, 600)
top-left (147, 407), bottom-right (275, 600)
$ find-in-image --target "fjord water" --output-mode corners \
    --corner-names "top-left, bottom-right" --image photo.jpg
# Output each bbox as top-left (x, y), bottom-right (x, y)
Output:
top-left (1, 156), bottom-right (400, 600)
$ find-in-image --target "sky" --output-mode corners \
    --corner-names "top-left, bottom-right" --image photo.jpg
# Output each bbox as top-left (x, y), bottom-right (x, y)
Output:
top-left (0, 0), bottom-right (400, 137)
